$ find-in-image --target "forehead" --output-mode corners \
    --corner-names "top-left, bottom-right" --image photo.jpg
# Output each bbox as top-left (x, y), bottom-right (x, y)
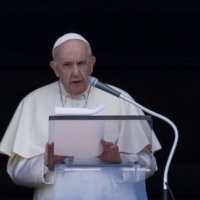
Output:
top-left (55, 40), bottom-right (88, 60)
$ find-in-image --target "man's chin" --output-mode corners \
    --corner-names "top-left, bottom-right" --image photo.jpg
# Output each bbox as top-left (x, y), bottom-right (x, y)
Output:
top-left (70, 87), bottom-right (87, 96)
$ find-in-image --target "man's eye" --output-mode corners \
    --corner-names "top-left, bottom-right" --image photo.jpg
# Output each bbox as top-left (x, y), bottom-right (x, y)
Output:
top-left (63, 64), bottom-right (71, 68)
top-left (78, 62), bottom-right (85, 66)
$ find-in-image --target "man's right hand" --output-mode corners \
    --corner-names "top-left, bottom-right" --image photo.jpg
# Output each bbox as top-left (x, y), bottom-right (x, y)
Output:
top-left (44, 143), bottom-right (68, 170)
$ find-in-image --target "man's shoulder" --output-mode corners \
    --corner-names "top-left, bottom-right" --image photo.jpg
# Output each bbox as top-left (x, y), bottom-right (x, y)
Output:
top-left (24, 81), bottom-right (58, 100)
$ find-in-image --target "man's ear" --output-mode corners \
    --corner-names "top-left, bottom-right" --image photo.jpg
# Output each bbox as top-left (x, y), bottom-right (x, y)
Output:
top-left (90, 56), bottom-right (96, 74)
top-left (50, 61), bottom-right (60, 78)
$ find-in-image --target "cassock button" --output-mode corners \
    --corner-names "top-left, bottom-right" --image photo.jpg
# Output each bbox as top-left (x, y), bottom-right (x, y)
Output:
top-left (84, 189), bottom-right (88, 194)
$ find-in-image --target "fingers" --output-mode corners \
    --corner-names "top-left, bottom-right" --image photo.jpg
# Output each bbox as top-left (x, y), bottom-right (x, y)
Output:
top-left (101, 140), bottom-right (117, 148)
top-left (49, 142), bottom-right (54, 152)
top-left (109, 144), bottom-right (118, 149)
top-left (101, 140), bottom-right (112, 145)
top-left (44, 143), bottom-right (49, 166)
top-left (48, 143), bottom-right (54, 170)
top-left (54, 156), bottom-right (68, 163)
top-left (45, 142), bottom-right (69, 170)
top-left (44, 143), bottom-right (57, 169)
top-left (100, 140), bottom-right (121, 163)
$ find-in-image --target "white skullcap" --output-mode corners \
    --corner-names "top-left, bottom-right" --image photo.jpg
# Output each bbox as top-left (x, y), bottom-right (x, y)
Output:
top-left (53, 33), bottom-right (89, 52)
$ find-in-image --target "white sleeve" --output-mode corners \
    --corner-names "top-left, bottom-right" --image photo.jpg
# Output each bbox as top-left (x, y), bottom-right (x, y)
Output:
top-left (120, 147), bottom-right (158, 179)
top-left (7, 154), bottom-right (55, 188)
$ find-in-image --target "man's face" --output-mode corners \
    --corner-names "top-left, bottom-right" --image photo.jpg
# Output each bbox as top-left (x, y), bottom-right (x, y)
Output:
top-left (50, 40), bottom-right (96, 96)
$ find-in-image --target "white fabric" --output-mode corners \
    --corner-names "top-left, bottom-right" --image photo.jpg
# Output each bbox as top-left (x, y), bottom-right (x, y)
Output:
top-left (7, 150), bottom-right (153, 200)
top-left (7, 154), bottom-right (54, 187)
top-left (0, 80), bottom-right (162, 200)
top-left (0, 81), bottom-right (161, 158)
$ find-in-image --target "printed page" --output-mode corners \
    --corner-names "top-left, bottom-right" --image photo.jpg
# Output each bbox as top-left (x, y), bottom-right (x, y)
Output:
top-left (53, 104), bottom-right (106, 157)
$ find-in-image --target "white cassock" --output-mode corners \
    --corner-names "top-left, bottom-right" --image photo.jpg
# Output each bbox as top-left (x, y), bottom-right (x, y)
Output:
top-left (0, 80), bottom-right (161, 200)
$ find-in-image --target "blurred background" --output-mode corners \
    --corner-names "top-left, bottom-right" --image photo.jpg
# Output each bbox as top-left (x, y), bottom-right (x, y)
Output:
top-left (0, 1), bottom-right (199, 199)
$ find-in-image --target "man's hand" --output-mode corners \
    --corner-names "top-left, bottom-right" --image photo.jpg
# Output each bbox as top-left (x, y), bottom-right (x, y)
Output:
top-left (44, 143), bottom-right (68, 170)
top-left (99, 140), bottom-right (121, 163)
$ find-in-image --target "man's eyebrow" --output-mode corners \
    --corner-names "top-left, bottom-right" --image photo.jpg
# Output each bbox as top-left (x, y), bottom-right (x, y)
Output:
top-left (78, 60), bottom-right (86, 63)
top-left (63, 61), bottom-right (72, 64)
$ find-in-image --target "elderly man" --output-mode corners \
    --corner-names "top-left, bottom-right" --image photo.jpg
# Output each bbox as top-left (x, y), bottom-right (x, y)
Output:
top-left (0, 33), bottom-right (161, 200)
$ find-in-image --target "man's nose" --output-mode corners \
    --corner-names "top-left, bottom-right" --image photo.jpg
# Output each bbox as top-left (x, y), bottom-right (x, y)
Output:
top-left (72, 65), bottom-right (80, 76)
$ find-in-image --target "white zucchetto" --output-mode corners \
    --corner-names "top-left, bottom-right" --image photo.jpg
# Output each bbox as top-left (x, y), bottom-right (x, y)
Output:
top-left (52, 33), bottom-right (89, 56)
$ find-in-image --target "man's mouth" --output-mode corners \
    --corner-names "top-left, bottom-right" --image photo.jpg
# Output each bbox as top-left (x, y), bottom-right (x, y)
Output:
top-left (72, 80), bottom-right (82, 84)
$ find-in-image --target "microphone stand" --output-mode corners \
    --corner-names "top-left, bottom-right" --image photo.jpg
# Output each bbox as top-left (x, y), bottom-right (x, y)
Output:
top-left (119, 94), bottom-right (179, 200)
top-left (88, 76), bottom-right (178, 200)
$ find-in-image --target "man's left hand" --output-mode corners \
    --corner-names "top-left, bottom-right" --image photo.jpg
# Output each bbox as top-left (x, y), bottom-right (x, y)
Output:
top-left (99, 140), bottom-right (121, 163)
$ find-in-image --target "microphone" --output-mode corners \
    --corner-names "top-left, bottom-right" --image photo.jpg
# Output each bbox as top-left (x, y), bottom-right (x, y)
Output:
top-left (87, 76), bottom-right (121, 97)
top-left (87, 76), bottom-right (178, 200)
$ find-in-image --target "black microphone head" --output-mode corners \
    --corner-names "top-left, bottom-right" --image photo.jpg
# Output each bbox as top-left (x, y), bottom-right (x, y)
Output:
top-left (87, 76), bottom-right (98, 87)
